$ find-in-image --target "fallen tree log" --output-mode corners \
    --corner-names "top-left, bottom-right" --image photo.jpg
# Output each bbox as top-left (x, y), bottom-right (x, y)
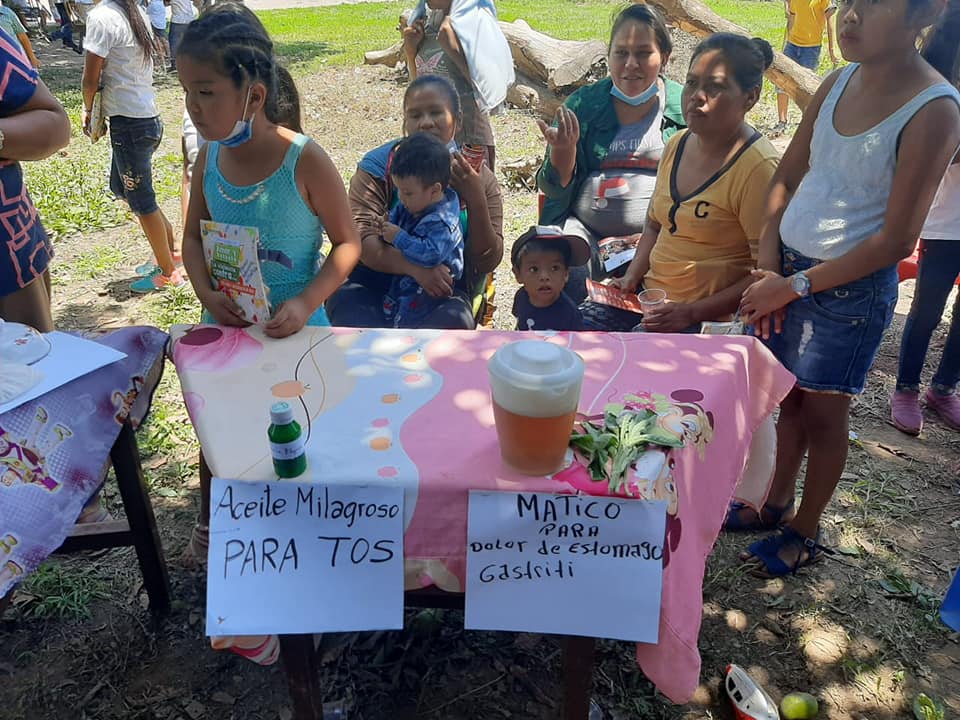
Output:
top-left (364, 21), bottom-right (604, 92)
top-left (649, 0), bottom-right (822, 108)
top-left (506, 70), bottom-right (562, 118)
top-left (498, 19), bottom-right (606, 92)
top-left (364, 19), bottom-right (603, 118)
top-left (364, 43), bottom-right (403, 67)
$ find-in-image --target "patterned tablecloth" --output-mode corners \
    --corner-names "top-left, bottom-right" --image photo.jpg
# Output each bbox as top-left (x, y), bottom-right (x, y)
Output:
top-left (0, 327), bottom-right (169, 598)
top-left (171, 325), bottom-right (794, 703)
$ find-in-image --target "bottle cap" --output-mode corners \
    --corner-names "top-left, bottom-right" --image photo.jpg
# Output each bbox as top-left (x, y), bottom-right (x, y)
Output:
top-left (270, 401), bottom-right (294, 425)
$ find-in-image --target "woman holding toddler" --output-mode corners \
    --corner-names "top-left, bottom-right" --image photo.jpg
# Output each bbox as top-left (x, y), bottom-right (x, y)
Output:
top-left (326, 74), bottom-right (504, 330)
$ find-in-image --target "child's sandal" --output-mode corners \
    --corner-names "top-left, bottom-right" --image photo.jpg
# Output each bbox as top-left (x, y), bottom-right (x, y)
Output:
top-left (741, 526), bottom-right (834, 578)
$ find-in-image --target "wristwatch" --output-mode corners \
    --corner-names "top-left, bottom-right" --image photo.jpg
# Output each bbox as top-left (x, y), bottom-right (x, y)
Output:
top-left (0, 127), bottom-right (5, 154)
top-left (789, 271), bottom-right (811, 298)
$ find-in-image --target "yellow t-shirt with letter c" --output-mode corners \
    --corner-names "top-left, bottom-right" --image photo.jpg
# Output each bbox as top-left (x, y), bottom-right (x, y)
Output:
top-left (788, 0), bottom-right (835, 48)
top-left (643, 130), bottom-right (779, 310)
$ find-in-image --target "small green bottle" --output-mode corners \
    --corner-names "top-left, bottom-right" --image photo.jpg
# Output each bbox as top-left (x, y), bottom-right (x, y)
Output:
top-left (268, 401), bottom-right (307, 478)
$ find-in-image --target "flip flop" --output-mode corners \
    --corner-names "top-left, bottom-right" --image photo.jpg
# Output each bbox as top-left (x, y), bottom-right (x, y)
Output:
top-left (740, 526), bottom-right (834, 578)
top-left (723, 498), bottom-right (795, 532)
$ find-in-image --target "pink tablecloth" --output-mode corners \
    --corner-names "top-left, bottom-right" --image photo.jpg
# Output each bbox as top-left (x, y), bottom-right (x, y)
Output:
top-left (171, 325), bottom-right (794, 703)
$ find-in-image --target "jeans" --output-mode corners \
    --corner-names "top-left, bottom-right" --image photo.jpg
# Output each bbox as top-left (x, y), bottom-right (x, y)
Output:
top-left (767, 245), bottom-right (898, 395)
top-left (327, 281), bottom-right (476, 330)
top-left (48, 2), bottom-right (73, 45)
top-left (777, 42), bottom-right (821, 94)
top-left (169, 22), bottom-right (190, 68)
top-left (896, 239), bottom-right (960, 393)
top-left (108, 115), bottom-right (163, 216)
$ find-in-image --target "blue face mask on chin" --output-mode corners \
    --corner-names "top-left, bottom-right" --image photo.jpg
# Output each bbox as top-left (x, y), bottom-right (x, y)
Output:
top-left (609, 78), bottom-right (659, 107)
top-left (220, 86), bottom-right (254, 148)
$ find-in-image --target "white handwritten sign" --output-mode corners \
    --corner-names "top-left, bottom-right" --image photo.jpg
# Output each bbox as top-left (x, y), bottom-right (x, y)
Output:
top-left (465, 491), bottom-right (667, 642)
top-left (206, 478), bottom-right (404, 636)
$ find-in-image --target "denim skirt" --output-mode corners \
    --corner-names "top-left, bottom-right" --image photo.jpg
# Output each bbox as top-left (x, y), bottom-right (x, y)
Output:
top-left (764, 245), bottom-right (898, 395)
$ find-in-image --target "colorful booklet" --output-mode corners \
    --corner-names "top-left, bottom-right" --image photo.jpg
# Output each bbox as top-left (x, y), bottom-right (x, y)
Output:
top-left (598, 235), bottom-right (638, 273)
top-left (586, 279), bottom-right (643, 314)
top-left (200, 220), bottom-right (271, 325)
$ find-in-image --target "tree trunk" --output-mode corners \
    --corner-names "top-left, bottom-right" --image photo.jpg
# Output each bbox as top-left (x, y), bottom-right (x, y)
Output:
top-left (364, 43), bottom-right (403, 68)
top-left (363, 20), bottom-right (604, 119)
top-left (498, 19), bottom-right (606, 93)
top-left (506, 71), bottom-right (563, 119)
top-left (649, 0), bottom-right (822, 108)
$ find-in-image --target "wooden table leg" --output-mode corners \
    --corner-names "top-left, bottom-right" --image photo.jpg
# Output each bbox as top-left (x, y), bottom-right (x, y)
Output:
top-left (561, 635), bottom-right (596, 720)
top-left (279, 634), bottom-right (324, 720)
top-left (110, 420), bottom-right (171, 615)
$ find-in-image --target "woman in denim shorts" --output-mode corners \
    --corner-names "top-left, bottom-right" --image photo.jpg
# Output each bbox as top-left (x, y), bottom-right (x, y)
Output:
top-left (80, 0), bottom-right (183, 293)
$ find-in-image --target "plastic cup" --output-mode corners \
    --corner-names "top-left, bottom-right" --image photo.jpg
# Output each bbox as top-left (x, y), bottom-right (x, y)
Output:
top-left (638, 288), bottom-right (667, 315)
top-left (488, 340), bottom-right (584, 475)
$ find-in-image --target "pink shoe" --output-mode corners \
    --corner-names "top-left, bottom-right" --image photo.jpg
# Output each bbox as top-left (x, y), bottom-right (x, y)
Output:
top-left (891, 390), bottom-right (922, 435)
top-left (925, 389), bottom-right (960, 430)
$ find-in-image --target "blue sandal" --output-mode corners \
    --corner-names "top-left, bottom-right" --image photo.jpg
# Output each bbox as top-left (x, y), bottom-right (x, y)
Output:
top-left (723, 498), bottom-right (795, 532)
top-left (742, 526), bottom-right (834, 578)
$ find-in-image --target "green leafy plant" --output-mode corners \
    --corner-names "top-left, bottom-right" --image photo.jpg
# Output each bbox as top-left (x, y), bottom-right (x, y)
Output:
top-left (913, 693), bottom-right (944, 720)
top-left (569, 395), bottom-right (684, 494)
top-left (20, 562), bottom-right (109, 621)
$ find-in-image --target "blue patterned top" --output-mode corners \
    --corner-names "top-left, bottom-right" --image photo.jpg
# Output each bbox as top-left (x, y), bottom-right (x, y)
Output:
top-left (0, 29), bottom-right (50, 298)
top-left (203, 133), bottom-right (329, 325)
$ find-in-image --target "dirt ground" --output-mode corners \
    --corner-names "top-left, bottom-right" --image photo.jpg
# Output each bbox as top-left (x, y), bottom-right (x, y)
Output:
top-left (1, 32), bottom-right (959, 720)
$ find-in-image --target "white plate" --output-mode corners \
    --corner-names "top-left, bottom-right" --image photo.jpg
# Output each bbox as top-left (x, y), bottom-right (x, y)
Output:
top-left (0, 320), bottom-right (52, 365)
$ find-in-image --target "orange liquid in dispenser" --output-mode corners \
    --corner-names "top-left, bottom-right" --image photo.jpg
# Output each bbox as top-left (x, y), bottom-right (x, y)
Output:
top-left (492, 401), bottom-right (577, 475)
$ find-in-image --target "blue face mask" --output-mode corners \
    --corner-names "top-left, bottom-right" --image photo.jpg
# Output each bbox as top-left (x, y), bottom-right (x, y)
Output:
top-left (610, 79), bottom-right (659, 107)
top-left (220, 86), bottom-right (254, 148)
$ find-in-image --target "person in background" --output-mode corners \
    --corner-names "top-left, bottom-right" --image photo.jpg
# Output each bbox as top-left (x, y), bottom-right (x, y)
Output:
top-left (82, 0), bottom-right (181, 293)
top-left (511, 225), bottom-right (589, 331)
top-left (773, 0), bottom-right (839, 134)
top-left (0, 27), bottom-right (71, 330)
top-left (0, 1), bottom-right (40, 66)
top-left (145, 0), bottom-right (168, 69)
top-left (73, 0), bottom-right (95, 48)
top-left (47, 0), bottom-right (81, 52)
top-left (400, 0), bottom-right (513, 172)
top-left (737, 0), bottom-right (960, 576)
top-left (167, 0), bottom-right (196, 70)
top-left (890, 2), bottom-right (960, 436)
top-left (536, 3), bottom-right (685, 304)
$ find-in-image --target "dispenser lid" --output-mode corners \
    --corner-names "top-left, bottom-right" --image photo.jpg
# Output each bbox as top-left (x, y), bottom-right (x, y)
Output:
top-left (0, 320), bottom-right (51, 366)
top-left (488, 340), bottom-right (583, 391)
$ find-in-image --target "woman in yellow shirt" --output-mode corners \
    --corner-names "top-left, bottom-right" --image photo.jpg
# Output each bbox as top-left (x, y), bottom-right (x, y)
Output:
top-left (608, 33), bottom-right (780, 333)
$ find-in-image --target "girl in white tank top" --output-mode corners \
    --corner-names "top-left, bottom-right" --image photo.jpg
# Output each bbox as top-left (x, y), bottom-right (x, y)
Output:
top-left (728, 0), bottom-right (960, 578)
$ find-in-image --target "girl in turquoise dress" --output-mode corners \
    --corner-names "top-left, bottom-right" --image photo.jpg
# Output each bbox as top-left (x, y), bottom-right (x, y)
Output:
top-left (177, 4), bottom-right (360, 337)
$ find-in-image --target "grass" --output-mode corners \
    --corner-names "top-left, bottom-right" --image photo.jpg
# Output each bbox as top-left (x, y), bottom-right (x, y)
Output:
top-left (257, 0), bottom-right (831, 73)
top-left (19, 562), bottom-right (110, 621)
top-left (260, 0), bottom-right (651, 71)
top-left (25, 0), bottom-right (802, 240)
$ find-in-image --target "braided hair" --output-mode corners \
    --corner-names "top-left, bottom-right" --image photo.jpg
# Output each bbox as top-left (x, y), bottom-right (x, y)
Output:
top-left (176, 2), bottom-right (284, 122)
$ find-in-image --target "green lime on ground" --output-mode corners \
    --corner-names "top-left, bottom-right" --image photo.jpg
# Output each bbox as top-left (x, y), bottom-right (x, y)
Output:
top-left (780, 692), bottom-right (819, 720)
